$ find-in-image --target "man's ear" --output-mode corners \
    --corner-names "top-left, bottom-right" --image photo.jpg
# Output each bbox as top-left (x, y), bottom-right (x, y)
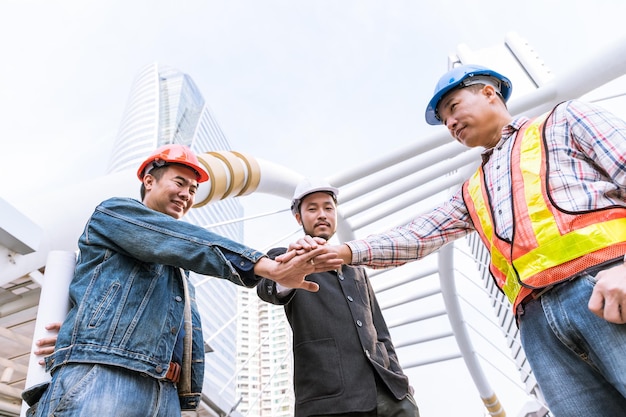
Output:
top-left (295, 213), bottom-right (303, 226)
top-left (482, 84), bottom-right (498, 101)
top-left (143, 174), bottom-right (155, 191)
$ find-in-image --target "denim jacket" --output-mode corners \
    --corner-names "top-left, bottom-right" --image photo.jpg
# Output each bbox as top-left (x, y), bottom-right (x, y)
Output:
top-left (36, 197), bottom-right (266, 410)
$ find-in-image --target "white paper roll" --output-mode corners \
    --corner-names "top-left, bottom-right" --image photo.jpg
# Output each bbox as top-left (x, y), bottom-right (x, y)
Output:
top-left (20, 250), bottom-right (75, 416)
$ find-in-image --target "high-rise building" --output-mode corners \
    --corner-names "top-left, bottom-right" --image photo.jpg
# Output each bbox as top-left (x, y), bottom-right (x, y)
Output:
top-left (235, 288), bottom-right (262, 416)
top-left (107, 62), bottom-right (244, 415)
top-left (107, 61), bottom-right (299, 417)
top-left (236, 289), bottom-right (294, 417)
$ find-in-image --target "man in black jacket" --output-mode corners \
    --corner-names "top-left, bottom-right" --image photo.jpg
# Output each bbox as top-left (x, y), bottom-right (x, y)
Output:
top-left (257, 179), bottom-right (420, 417)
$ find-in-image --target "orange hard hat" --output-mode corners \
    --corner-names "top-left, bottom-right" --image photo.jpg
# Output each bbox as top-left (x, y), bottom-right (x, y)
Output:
top-left (137, 144), bottom-right (209, 183)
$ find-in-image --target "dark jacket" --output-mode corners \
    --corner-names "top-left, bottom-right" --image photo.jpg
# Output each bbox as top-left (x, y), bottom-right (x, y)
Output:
top-left (257, 247), bottom-right (410, 417)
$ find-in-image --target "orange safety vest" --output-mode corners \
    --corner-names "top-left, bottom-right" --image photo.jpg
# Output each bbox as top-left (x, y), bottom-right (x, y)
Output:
top-left (462, 114), bottom-right (626, 311)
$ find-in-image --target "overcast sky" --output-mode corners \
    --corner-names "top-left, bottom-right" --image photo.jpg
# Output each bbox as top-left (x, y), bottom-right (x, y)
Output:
top-left (2, 1), bottom-right (626, 416)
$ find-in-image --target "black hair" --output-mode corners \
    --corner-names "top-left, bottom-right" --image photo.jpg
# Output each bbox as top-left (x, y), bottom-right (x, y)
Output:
top-left (139, 164), bottom-right (168, 200)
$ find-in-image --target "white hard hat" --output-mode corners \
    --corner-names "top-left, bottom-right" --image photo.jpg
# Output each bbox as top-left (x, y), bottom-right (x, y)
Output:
top-left (290, 178), bottom-right (339, 215)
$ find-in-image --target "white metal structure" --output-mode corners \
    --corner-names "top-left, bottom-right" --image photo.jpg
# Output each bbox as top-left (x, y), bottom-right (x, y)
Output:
top-left (1, 33), bottom-right (625, 416)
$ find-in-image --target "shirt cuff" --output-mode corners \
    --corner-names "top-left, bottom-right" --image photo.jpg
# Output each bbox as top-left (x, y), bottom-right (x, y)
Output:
top-left (345, 240), bottom-right (371, 264)
top-left (275, 283), bottom-right (294, 296)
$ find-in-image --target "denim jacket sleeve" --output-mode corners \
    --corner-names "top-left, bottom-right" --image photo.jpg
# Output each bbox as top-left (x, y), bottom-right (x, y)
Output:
top-left (85, 197), bottom-right (266, 287)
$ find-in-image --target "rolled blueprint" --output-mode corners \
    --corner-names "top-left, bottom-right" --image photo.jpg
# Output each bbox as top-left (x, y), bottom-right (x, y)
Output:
top-left (20, 250), bottom-right (75, 416)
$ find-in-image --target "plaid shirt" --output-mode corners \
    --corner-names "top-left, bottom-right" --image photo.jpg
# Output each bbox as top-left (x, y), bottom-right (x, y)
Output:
top-left (347, 100), bottom-right (626, 268)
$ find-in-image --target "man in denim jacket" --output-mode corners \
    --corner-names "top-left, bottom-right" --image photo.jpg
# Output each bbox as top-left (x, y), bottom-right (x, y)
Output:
top-left (23, 144), bottom-right (339, 417)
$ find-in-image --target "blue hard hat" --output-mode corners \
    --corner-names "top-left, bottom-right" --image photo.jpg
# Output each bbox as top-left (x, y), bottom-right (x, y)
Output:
top-left (425, 64), bottom-right (512, 125)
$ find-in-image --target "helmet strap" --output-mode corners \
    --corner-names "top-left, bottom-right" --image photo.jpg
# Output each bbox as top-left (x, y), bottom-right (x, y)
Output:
top-left (461, 76), bottom-right (502, 95)
top-left (143, 159), bottom-right (168, 178)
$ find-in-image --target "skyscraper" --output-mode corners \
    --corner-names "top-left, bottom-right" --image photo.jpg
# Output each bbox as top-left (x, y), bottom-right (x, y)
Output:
top-left (107, 62), bottom-right (244, 415)
top-left (236, 288), bottom-right (295, 417)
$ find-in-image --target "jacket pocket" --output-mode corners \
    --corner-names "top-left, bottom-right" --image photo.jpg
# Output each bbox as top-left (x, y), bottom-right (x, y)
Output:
top-left (293, 338), bottom-right (344, 403)
top-left (88, 282), bottom-right (120, 328)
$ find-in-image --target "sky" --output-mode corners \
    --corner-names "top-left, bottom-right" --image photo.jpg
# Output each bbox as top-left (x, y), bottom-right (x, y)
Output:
top-left (2, 1), bottom-right (626, 416)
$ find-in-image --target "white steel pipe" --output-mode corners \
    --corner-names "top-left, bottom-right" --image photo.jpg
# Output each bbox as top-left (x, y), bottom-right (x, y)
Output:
top-left (439, 243), bottom-right (506, 417)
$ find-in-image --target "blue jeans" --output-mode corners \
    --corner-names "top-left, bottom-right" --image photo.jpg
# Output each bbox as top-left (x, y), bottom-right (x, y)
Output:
top-left (519, 274), bottom-right (626, 416)
top-left (27, 364), bottom-right (181, 417)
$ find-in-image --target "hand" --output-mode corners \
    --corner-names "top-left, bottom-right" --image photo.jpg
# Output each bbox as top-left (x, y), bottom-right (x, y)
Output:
top-left (34, 322), bottom-right (61, 365)
top-left (284, 249), bottom-right (345, 273)
top-left (275, 235), bottom-right (339, 270)
top-left (283, 235), bottom-right (328, 256)
top-left (277, 241), bottom-right (353, 266)
top-left (588, 263), bottom-right (626, 323)
top-left (255, 246), bottom-right (342, 292)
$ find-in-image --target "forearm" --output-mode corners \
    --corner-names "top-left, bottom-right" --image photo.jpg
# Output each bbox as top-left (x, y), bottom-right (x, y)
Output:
top-left (336, 244), bottom-right (353, 264)
top-left (253, 257), bottom-right (277, 278)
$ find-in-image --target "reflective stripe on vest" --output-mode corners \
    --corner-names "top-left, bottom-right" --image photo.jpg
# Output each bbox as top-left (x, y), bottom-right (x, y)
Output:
top-left (463, 114), bottom-right (626, 305)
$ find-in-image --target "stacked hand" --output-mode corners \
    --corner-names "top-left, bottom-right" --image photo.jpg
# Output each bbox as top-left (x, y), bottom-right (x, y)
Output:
top-left (280, 236), bottom-right (328, 256)
top-left (278, 235), bottom-right (351, 264)
top-left (255, 238), bottom-right (343, 292)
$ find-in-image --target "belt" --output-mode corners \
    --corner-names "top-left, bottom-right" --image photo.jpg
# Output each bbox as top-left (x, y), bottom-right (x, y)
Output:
top-left (516, 287), bottom-right (553, 320)
top-left (164, 362), bottom-right (181, 384)
top-left (521, 286), bottom-right (553, 307)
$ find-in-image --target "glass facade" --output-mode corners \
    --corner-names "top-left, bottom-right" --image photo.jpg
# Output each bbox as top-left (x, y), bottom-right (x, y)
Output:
top-left (106, 62), bottom-right (243, 414)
